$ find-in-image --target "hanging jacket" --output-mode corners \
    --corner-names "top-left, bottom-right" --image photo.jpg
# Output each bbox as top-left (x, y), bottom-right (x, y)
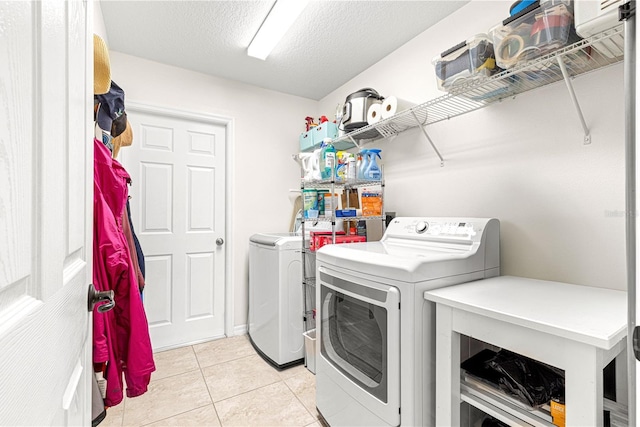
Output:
top-left (126, 200), bottom-right (145, 278)
top-left (93, 138), bottom-right (155, 406)
top-left (122, 207), bottom-right (145, 293)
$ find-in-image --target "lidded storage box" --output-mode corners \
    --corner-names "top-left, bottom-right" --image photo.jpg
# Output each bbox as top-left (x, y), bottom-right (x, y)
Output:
top-left (489, 0), bottom-right (578, 69)
top-left (432, 34), bottom-right (498, 91)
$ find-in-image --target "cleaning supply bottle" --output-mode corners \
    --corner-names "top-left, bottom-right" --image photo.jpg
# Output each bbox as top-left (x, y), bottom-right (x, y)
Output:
top-left (335, 151), bottom-right (347, 182)
top-left (346, 153), bottom-right (356, 182)
top-left (357, 149), bottom-right (369, 180)
top-left (320, 138), bottom-right (336, 180)
top-left (310, 148), bottom-right (322, 181)
top-left (364, 149), bottom-right (382, 181)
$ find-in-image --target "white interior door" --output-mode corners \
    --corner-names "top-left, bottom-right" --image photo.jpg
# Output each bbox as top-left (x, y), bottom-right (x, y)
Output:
top-left (120, 105), bottom-right (226, 350)
top-left (0, 0), bottom-right (93, 425)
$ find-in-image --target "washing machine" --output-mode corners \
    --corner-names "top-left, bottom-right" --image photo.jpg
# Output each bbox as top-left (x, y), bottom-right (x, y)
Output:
top-left (248, 232), bottom-right (308, 369)
top-left (315, 217), bottom-right (500, 426)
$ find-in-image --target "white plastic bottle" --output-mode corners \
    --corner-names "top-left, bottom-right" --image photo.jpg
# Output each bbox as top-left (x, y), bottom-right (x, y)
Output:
top-left (346, 154), bottom-right (356, 182)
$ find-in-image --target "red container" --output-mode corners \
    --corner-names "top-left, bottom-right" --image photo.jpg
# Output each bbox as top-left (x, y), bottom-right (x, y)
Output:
top-left (310, 231), bottom-right (345, 252)
top-left (311, 233), bottom-right (366, 252)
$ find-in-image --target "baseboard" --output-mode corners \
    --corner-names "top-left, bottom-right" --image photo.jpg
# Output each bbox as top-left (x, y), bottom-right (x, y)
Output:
top-left (234, 324), bottom-right (247, 336)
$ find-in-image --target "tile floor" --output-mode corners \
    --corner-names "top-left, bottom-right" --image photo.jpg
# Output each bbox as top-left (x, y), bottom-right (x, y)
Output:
top-left (101, 335), bottom-right (320, 427)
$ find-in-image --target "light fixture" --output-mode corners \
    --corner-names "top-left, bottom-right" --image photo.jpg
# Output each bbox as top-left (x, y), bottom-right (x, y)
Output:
top-left (247, 0), bottom-right (309, 60)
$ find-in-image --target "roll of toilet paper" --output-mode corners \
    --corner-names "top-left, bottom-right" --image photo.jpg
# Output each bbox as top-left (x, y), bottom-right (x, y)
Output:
top-left (380, 96), bottom-right (416, 119)
top-left (367, 103), bottom-right (382, 125)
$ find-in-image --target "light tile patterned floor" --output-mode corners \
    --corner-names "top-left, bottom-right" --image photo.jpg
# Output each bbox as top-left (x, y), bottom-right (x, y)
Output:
top-left (101, 335), bottom-right (320, 427)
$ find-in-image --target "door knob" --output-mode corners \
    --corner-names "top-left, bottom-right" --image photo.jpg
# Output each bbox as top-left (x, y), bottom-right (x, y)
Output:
top-left (216, 238), bottom-right (224, 246)
top-left (88, 284), bottom-right (115, 313)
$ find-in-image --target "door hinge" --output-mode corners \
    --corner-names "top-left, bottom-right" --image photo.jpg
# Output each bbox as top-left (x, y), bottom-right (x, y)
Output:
top-left (619, 1), bottom-right (636, 21)
top-left (634, 326), bottom-right (640, 361)
top-left (398, 302), bottom-right (401, 309)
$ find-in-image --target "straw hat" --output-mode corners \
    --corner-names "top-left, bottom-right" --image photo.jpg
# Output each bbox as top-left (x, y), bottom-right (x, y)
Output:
top-left (94, 34), bottom-right (111, 94)
top-left (112, 120), bottom-right (133, 158)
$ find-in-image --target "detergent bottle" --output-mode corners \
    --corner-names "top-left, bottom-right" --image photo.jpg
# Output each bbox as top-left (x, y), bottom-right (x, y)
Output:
top-left (364, 149), bottom-right (382, 181)
top-left (320, 138), bottom-right (336, 180)
top-left (357, 149), bottom-right (369, 180)
top-left (310, 148), bottom-right (322, 181)
top-left (335, 151), bottom-right (347, 182)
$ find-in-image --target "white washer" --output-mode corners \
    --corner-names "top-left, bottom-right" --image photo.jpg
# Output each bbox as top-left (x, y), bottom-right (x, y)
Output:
top-left (248, 232), bottom-right (306, 369)
top-left (315, 217), bottom-right (500, 426)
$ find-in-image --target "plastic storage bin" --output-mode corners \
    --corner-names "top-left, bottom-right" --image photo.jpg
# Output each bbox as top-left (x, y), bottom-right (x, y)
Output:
top-left (303, 329), bottom-right (316, 374)
top-left (312, 122), bottom-right (338, 143)
top-left (309, 230), bottom-right (346, 252)
top-left (432, 34), bottom-right (498, 91)
top-left (299, 130), bottom-right (315, 152)
top-left (489, 0), bottom-right (578, 69)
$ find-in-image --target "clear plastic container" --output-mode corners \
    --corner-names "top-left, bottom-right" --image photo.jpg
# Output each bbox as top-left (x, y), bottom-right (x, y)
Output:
top-left (489, 0), bottom-right (578, 69)
top-left (432, 34), bottom-right (498, 91)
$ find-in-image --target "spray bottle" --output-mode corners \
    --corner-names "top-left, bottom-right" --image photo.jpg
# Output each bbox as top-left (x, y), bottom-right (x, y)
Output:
top-left (364, 149), bottom-right (382, 181)
top-left (335, 151), bottom-right (347, 182)
top-left (357, 149), bottom-right (369, 180)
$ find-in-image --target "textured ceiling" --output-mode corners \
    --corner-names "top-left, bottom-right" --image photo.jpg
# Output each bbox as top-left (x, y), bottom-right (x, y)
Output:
top-left (100, 1), bottom-right (469, 100)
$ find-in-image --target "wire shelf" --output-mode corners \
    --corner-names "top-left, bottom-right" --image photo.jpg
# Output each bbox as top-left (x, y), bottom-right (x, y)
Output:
top-left (302, 215), bottom-right (384, 222)
top-left (301, 179), bottom-right (384, 190)
top-left (333, 25), bottom-right (624, 144)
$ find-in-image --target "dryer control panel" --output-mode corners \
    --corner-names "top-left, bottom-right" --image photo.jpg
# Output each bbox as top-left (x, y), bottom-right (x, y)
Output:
top-left (383, 217), bottom-right (495, 243)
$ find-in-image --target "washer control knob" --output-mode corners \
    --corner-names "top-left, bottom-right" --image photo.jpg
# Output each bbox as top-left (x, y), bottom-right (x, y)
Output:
top-left (416, 221), bottom-right (428, 234)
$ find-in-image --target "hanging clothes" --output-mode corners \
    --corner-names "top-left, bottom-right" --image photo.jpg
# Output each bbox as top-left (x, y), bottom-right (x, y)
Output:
top-left (126, 200), bottom-right (145, 278)
top-left (122, 205), bottom-right (145, 293)
top-left (93, 138), bottom-right (155, 407)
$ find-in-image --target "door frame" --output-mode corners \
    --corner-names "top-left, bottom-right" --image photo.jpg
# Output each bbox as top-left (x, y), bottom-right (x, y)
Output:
top-left (125, 102), bottom-right (235, 338)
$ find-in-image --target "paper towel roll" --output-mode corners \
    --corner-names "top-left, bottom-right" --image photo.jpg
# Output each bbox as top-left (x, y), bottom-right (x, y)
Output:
top-left (380, 96), bottom-right (416, 119)
top-left (367, 103), bottom-right (382, 125)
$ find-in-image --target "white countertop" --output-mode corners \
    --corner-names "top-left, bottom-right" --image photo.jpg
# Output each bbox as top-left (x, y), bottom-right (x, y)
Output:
top-left (424, 276), bottom-right (627, 349)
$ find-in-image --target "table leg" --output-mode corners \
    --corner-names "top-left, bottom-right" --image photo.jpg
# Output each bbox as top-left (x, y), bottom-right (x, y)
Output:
top-left (435, 304), bottom-right (460, 427)
top-left (565, 344), bottom-right (603, 427)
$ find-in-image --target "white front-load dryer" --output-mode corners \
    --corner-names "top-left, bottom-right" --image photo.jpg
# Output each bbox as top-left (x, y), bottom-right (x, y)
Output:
top-left (315, 217), bottom-right (501, 426)
top-left (248, 232), bottom-right (306, 369)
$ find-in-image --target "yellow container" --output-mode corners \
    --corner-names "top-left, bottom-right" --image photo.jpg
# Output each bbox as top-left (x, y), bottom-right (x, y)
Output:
top-left (550, 400), bottom-right (565, 427)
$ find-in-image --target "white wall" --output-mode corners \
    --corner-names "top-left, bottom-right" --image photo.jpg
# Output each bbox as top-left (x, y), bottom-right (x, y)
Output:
top-left (93, 0), bottom-right (108, 43)
top-left (319, 0), bottom-right (626, 290)
top-left (108, 51), bottom-right (317, 328)
top-left (101, 0), bottom-right (626, 335)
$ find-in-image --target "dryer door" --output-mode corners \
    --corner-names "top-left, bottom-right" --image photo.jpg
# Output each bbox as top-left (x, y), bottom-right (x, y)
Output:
top-left (318, 266), bottom-right (400, 425)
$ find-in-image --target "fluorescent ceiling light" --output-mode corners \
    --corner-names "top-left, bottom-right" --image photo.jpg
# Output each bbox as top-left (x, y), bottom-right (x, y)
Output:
top-left (247, 0), bottom-right (309, 60)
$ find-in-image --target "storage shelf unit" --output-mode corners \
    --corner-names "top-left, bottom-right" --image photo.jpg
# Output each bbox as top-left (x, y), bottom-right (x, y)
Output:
top-left (332, 25), bottom-right (624, 154)
top-left (299, 176), bottom-right (385, 335)
top-left (424, 276), bottom-right (628, 426)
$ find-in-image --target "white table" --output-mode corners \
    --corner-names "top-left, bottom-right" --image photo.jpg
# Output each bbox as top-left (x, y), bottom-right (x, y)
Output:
top-left (424, 276), bottom-right (627, 427)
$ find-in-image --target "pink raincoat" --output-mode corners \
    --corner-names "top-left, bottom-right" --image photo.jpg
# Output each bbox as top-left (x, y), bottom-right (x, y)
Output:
top-left (93, 138), bottom-right (155, 406)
